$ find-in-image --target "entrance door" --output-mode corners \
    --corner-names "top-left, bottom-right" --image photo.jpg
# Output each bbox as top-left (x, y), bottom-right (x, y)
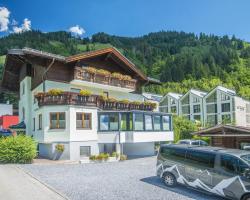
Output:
top-left (80, 146), bottom-right (91, 157)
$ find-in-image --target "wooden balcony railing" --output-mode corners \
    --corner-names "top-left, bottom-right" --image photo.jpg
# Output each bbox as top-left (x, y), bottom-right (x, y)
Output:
top-left (73, 67), bottom-right (137, 90)
top-left (35, 92), bottom-right (155, 111)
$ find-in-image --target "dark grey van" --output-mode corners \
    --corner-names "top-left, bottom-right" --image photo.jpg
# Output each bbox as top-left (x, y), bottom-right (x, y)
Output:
top-left (156, 144), bottom-right (250, 200)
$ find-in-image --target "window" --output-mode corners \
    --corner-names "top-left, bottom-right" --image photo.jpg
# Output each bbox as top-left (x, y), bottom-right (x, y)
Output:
top-left (76, 113), bottom-right (92, 129)
top-left (221, 93), bottom-right (230, 101)
top-left (206, 92), bottom-right (217, 103)
top-left (186, 150), bottom-right (215, 168)
top-left (153, 115), bottom-right (161, 131)
top-left (109, 114), bottom-right (119, 131)
top-left (160, 147), bottom-right (186, 162)
top-left (22, 107), bottom-right (25, 121)
top-left (170, 98), bottom-right (176, 105)
top-left (193, 105), bottom-right (200, 113)
top-left (99, 113), bottom-right (119, 131)
top-left (38, 114), bottom-right (42, 130)
top-left (207, 115), bottom-right (217, 126)
top-left (162, 115), bottom-right (170, 131)
top-left (145, 115), bottom-right (153, 131)
top-left (181, 95), bottom-right (189, 104)
top-left (221, 155), bottom-right (239, 173)
top-left (206, 104), bottom-right (217, 113)
top-left (134, 113), bottom-right (144, 131)
top-left (80, 146), bottom-right (91, 157)
top-left (22, 83), bottom-right (25, 95)
top-left (33, 118), bottom-right (35, 131)
top-left (170, 106), bottom-right (177, 113)
top-left (182, 105), bottom-right (190, 114)
top-left (120, 113), bottom-right (133, 131)
top-left (193, 97), bottom-right (200, 103)
top-left (194, 115), bottom-right (201, 121)
top-left (159, 107), bottom-right (168, 113)
top-left (222, 103), bottom-right (230, 112)
top-left (50, 112), bottom-right (65, 129)
top-left (100, 114), bottom-right (109, 131)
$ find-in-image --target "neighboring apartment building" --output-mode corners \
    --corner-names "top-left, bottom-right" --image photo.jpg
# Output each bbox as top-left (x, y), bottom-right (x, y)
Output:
top-left (159, 86), bottom-right (250, 128)
top-left (159, 92), bottom-right (183, 115)
top-left (1, 47), bottom-right (174, 160)
top-left (204, 86), bottom-right (250, 127)
top-left (179, 89), bottom-right (207, 122)
top-left (142, 92), bottom-right (163, 112)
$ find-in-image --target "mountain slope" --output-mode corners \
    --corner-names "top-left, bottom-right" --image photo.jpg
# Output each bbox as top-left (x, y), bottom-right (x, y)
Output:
top-left (0, 30), bottom-right (250, 104)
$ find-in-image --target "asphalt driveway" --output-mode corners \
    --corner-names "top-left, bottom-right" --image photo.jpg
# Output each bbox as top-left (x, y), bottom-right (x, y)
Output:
top-left (20, 157), bottom-right (223, 200)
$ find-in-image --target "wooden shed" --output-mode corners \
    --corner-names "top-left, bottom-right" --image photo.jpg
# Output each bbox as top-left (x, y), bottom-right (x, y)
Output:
top-left (192, 124), bottom-right (250, 149)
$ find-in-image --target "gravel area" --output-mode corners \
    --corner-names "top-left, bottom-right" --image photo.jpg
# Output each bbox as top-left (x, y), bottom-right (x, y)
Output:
top-left (20, 157), bottom-right (223, 200)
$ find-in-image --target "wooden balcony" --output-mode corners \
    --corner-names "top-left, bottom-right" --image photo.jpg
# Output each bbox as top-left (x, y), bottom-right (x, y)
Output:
top-left (35, 92), bottom-right (155, 111)
top-left (73, 67), bottom-right (137, 90)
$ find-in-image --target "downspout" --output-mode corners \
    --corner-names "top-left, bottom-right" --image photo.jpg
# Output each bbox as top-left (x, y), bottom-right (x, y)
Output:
top-left (42, 58), bottom-right (55, 92)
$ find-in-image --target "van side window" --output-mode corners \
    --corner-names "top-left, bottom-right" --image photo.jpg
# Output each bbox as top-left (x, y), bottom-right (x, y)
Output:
top-left (186, 150), bottom-right (215, 168)
top-left (221, 155), bottom-right (239, 173)
top-left (160, 147), bottom-right (186, 162)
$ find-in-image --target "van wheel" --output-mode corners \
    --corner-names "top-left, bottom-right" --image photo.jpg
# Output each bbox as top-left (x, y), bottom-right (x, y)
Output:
top-left (242, 194), bottom-right (250, 200)
top-left (163, 172), bottom-right (176, 187)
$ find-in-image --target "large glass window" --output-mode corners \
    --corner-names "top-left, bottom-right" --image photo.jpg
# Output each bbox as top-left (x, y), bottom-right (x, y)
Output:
top-left (153, 115), bottom-right (161, 131)
top-left (99, 114), bottom-right (109, 131)
top-left (50, 112), bottom-right (65, 129)
top-left (120, 113), bottom-right (128, 131)
top-left (134, 113), bottom-right (144, 131)
top-left (170, 98), bottom-right (176, 105)
top-left (221, 103), bottom-right (230, 112)
top-left (182, 105), bottom-right (190, 114)
top-left (76, 113), bottom-right (92, 129)
top-left (159, 107), bottom-right (168, 113)
top-left (193, 97), bottom-right (200, 103)
top-left (193, 105), bottom-right (200, 113)
top-left (207, 115), bottom-right (217, 126)
top-left (194, 115), bottom-right (201, 121)
top-left (162, 115), bottom-right (170, 131)
top-left (145, 115), bottom-right (153, 130)
top-left (221, 93), bottom-right (230, 101)
top-left (222, 114), bottom-right (231, 124)
top-left (109, 114), bottom-right (119, 131)
top-left (206, 104), bottom-right (217, 113)
top-left (170, 106), bottom-right (177, 113)
top-left (181, 95), bottom-right (189, 104)
top-left (206, 92), bottom-right (217, 103)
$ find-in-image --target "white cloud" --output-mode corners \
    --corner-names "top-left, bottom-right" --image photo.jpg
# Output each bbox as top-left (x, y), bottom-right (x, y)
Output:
top-left (0, 7), bottom-right (10, 32)
top-left (11, 19), bottom-right (18, 26)
top-left (69, 25), bottom-right (85, 36)
top-left (13, 18), bottom-right (31, 33)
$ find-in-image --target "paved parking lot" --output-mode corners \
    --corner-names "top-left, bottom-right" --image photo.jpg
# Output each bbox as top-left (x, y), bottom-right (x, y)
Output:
top-left (21, 157), bottom-right (223, 200)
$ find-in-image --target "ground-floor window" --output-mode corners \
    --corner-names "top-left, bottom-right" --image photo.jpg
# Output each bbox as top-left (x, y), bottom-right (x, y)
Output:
top-left (207, 115), bottom-right (217, 126)
top-left (80, 146), bottom-right (91, 157)
top-left (50, 112), bottom-right (66, 129)
top-left (162, 115), bottom-right (170, 131)
top-left (76, 113), bottom-right (92, 129)
top-left (134, 113), bottom-right (144, 131)
top-left (38, 114), bottom-right (42, 130)
top-left (193, 114), bottom-right (201, 121)
top-left (222, 114), bottom-right (231, 124)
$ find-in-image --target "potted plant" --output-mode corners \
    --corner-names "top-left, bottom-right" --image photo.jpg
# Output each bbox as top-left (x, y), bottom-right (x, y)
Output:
top-left (95, 69), bottom-right (110, 84)
top-left (47, 89), bottom-right (64, 96)
top-left (53, 144), bottom-right (65, 160)
top-left (117, 99), bottom-right (130, 109)
top-left (111, 72), bottom-right (123, 86)
top-left (85, 66), bottom-right (97, 74)
top-left (130, 101), bottom-right (142, 110)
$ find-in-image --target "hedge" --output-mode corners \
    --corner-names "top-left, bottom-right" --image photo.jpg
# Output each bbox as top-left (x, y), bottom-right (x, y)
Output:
top-left (0, 135), bottom-right (37, 164)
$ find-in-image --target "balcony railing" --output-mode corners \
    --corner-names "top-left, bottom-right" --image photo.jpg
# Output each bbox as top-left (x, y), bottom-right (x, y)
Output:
top-left (35, 92), bottom-right (155, 111)
top-left (73, 67), bottom-right (137, 90)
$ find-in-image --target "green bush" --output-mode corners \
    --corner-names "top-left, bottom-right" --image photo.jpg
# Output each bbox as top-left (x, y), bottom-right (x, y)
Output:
top-left (111, 152), bottom-right (119, 158)
top-left (89, 155), bottom-right (97, 161)
top-left (55, 144), bottom-right (64, 153)
top-left (120, 154), bottom-right (127, 161)
top-left (0, 135), bottom-right (37, 164)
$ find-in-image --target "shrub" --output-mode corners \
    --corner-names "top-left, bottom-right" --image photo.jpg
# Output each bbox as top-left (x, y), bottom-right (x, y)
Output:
top-left (47, 89), bottom-right (64, 96)
top-left (89, 155), bottom-right (97, 161)
top-left (55, 144), bottom-right (64, 153)
top-left (86, 66), bottom-right (97, 74)
top-left (120, 154), bottom-right (127, 161)
top-left (111, 152), bottom-right (119, 158)
top-left (0, 135), bottom-right (37, 164)
top-left (112, 72), bottom-right (123, 80)
top-left (122, 75), bottom-right (132, 81)
top-left (99, 94), bottom-right (108, 101)
top-left (97, 69), bottom-right (110, 76)
top-left (96, 153), bottom-right (109, 161)
top-left (79, 89), bottom-right (92, 96)
top-left (118, 99), bottom-right (130, 104)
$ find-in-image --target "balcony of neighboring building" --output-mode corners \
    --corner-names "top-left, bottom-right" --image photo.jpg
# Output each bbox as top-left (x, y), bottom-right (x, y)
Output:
top-left (97, 111), bottom-right (173, 143)
top-left (71, 66), bottom-right (137, 92)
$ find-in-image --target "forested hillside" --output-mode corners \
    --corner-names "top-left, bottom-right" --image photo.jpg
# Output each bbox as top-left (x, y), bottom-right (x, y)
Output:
top-left (0, 30), bottom-right (250, 107)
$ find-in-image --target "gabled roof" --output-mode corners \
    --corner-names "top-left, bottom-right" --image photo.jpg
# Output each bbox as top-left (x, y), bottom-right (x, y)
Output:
top-left (142, 92), bottom-right (163, 102)
top-left (180, 89), bottom-right (207, 101)
top-left (204, 85), bottom-right (236, 99)
top-left (160, 92), bottom-right (183, 104)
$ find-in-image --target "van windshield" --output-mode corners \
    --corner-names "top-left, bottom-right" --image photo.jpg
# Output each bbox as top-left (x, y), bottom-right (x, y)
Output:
top-left (241, 154), bottom-right (250, 164)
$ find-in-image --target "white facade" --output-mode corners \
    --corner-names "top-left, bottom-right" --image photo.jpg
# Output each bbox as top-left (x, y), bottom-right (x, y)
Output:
top-left (160, 86), bottom-right (250, 128)
top-left (159, 92), bottom-right (183, 115)
top-left (19, 78), bottom-right (173, 161)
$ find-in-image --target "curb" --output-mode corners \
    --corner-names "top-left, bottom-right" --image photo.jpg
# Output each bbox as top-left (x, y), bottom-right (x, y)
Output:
top-left (16, 166), bottom-right (70, 200)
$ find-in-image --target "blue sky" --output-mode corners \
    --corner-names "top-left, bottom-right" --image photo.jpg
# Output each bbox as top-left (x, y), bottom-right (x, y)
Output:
top-left (1, 0), bottom-right (250, 41)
